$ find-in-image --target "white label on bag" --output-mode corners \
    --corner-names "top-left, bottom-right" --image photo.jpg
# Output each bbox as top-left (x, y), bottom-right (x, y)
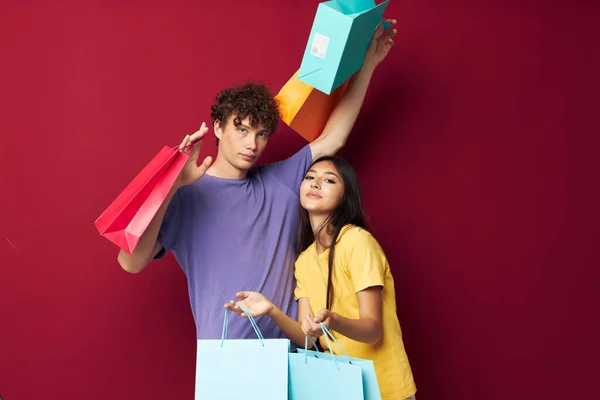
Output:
top-left (310, 33), bottom-right (329, 59)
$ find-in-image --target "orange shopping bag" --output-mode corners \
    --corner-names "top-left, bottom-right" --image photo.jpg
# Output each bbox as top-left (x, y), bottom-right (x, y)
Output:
top-left (275, 69), bottom-right (348, 142)
top-left (94, 143), bottom-right (192, 254)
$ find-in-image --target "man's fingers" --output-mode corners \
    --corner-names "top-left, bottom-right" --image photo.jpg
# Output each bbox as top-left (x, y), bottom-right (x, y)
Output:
top-left (183, 122), bottom-right (209, 157)
top-left (384, 29), bottom-right (397, 45)
top-left (373, 22), bottom-right (384, 39)
top-left (190, 153), bottom-right (211, 181)
top-left (190, 122), bottom-right (208, 142)
top-left (189, 138), bottom-right (203, 162)
top-left (179, 135), bottom-right (191, 153)
top-left (182, 135), bottom-right (190, 148)
top-left (197, 156), bottom-right (213, 177)
top-left (179, 122), bottom-right (209, 150)
top-left (383, 18), bottom-right (397, 31)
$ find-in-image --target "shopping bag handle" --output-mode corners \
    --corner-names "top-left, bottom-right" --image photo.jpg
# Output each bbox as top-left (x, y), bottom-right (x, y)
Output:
top-left (302, 323), bottom-right (351, 369)
top-left (319, 323), bottom-right (350, 358)
top-left (303, 335), bottom-right (322, 365)
top-left (170, 137), bottom-right (204, 152)
top-left (317, 323), bottom-right (341, 370)
top-left (303, 335), bottom-right (320, 354)
top-left (313, 322), bottom-right (356, 369)
top-left (380, 19), bottom-right (392, 31)
top-left (238, 304), bottom-right (265, 341)
top-left (220, 305), bottom-right (265, 347)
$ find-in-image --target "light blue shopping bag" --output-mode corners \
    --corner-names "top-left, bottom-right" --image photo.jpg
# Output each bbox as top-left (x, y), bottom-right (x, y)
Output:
top-left (289, 324), bottom-right (364, 400)
top-left (195, 305), bottom-right (290, 400)
top-left (296, 324), bottom-right (382, 400)
top-left (298, 0), bottom-right (390, 94)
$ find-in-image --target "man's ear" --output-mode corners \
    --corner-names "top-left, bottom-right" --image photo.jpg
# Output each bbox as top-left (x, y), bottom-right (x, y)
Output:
top-left (214, 120), bottom-right (223, 140)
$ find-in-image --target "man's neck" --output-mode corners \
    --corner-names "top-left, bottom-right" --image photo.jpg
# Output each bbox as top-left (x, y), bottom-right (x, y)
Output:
top-left (205, 154), bottom-right (248, 179)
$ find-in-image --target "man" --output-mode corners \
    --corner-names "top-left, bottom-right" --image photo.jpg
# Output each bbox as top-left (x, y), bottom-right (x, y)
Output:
top-left (117, 21), bottom-right (397, 340)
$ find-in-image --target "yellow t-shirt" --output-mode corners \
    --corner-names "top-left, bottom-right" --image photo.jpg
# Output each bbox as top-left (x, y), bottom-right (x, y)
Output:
top-left (294, 225), bottom-right (416, 400)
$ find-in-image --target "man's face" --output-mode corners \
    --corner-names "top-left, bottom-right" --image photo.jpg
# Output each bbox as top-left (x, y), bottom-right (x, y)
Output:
top-left (215, 115), bottom-right (270, 172)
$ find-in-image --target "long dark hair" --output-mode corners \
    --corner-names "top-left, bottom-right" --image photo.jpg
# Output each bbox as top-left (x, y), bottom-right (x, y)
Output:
top-left (298, 156), bottom-right (368, 310)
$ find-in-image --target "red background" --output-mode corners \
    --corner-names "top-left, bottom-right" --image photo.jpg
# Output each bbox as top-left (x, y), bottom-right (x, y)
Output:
top-left (1, 1), bottom-right (598, 399)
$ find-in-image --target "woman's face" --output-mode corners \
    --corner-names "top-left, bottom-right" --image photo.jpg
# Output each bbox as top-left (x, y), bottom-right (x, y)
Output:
top-left (300, 161), bottom-right (345, 215)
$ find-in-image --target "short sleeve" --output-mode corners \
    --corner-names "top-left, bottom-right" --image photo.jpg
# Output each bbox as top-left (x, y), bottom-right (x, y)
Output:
top-left (344, 228), bottom-right (387, 293)
top-left (294, 260), bottom-right (308, 300)
top-left (154, 189), bottom-right (183, 259)
top-left (262, 144), bottom-right (313, 194)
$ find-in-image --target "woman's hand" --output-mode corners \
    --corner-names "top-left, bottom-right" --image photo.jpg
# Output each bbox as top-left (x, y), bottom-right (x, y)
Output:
top-left (224, 291), bottom-right (274, 318)
top-left (301, 308), bottom-right (335, 338)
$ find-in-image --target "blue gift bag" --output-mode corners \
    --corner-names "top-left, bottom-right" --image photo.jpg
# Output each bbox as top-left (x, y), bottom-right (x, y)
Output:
top-left (289, 324), bottom-right (364, 400)
top-left (195, 306), bottom-right (290, 400)
top-left (296, 325), bottom-right (382, 400)
top-left (298, 0), bottom-right (390, 94)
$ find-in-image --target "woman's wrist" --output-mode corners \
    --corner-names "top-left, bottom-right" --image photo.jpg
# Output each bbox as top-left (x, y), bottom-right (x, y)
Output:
top-left (328, 311), bottom-right (340, 332)
top-left (266, 302), bottom-right (277, 318)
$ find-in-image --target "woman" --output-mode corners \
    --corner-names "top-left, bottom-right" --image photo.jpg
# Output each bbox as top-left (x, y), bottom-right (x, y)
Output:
top-left (225, 156), bottom-right (417, 399)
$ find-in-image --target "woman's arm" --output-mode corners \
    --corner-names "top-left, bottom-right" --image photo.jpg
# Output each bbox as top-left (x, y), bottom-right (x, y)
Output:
top-left (225, 292), bottom-right (316, 349)
top-left (267, 297), bottom-right (316, 348)
top-left (306, 286), bottom-right (383, 345)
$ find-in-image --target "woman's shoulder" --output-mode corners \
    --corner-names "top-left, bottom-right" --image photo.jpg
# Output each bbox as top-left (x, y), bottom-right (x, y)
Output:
top-left (296, 242), bottom-right (316, 263)
top-left (337, 225), bottom-right (389, 267)
top-left (337, 224), bottom-right (377, 246)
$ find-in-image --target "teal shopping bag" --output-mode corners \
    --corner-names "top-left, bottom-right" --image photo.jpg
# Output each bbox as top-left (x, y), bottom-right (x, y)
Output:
top-left (296, 325), bottom-right (382, 400)
top-left (195, 306), bottom-right (290, 400)
top-left (298, 0), bottom-right (390, 94)
top-left (289, 324), bottom-right (364, 400)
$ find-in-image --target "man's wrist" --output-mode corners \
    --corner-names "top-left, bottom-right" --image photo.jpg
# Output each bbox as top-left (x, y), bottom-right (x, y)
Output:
top-left (360, 62), bottom-right (377, 75)
top-left (170, 183), bottom-right (181, 194)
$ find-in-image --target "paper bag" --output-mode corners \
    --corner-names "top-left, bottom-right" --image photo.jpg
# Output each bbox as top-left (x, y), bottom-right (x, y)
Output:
top-left (298, 0), bottom-right (390, 94)
top-left (276, 69), bottom-right (349, 142)
top-left (94, 145), bottom-right (188, 254)
top-left (195, 308), bottom-right (290, 400)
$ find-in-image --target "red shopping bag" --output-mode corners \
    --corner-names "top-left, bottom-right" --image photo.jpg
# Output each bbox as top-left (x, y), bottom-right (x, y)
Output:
top-left (94, 144), bottom-right (190, 254)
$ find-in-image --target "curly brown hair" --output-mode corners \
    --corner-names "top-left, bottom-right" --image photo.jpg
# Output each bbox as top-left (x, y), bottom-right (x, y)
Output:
top-left (210, 81), bottom-right (280, 141)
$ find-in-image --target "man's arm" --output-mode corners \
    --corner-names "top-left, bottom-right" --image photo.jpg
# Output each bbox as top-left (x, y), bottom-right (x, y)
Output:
top-left (117, 123), bottom-right (212, 273)
top-left (309, 66), bottom-right (376, 159)
top-left (309, 20), bottom-right (397, 160)
top-left (117, 187), bottom-right (175, 273)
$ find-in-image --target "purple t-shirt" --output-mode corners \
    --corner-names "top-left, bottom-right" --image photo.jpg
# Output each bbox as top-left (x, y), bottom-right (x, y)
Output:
top-left (155, 144), bottom-right (313, 340)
